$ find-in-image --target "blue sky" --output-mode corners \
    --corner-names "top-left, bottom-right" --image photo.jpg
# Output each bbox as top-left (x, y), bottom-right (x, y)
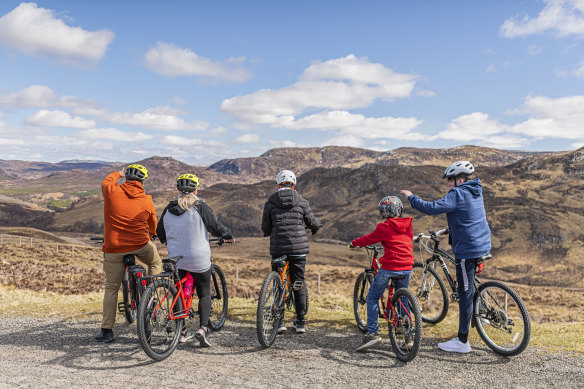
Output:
top-left (0, 1), bottom-right (583, 164)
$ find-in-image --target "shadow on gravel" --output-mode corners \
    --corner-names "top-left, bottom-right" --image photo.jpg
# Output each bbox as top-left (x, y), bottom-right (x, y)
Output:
top-left (0, 320), bottom-right (156, 370)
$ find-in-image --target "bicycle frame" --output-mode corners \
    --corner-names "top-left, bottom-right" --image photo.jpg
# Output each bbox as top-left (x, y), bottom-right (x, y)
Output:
top-left (273, 258), bottom-right (292, 310)
top-left (364, 246), bottom-right (414, 328)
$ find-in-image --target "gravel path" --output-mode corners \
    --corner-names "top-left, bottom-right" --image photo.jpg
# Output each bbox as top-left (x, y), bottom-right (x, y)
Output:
top-left (0, 317), bottom-right (582, 389)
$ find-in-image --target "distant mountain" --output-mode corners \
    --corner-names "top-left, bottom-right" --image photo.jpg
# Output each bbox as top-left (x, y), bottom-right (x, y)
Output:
top-left (1, 145), bottom-right (582, 287)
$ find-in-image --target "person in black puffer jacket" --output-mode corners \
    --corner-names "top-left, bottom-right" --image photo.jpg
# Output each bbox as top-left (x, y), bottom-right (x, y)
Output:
top-left (261, 169), bottom-right (322, 334)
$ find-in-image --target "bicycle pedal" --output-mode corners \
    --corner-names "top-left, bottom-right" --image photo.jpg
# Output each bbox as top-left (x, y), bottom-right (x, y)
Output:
top-left (292, 281), bottom-right (304, 290)
top-left (117, 302), bottom-right (126, 312)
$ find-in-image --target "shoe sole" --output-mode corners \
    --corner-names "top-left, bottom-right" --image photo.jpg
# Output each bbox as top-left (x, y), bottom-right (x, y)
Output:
top-left (438, 345), bottom-right (471, 353)
top-left (356, 338), bottom-right (382, 352)
top-left (195, 332), bottom-right (211, 347)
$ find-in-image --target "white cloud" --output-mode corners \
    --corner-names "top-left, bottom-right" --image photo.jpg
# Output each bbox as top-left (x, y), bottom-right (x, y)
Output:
top-left (235, 134), bottom-right (259, 144)
top-left (160, 135), bottom-right (223, 147)
top-left (486, 65), bottom-right (497, 73)
top-left (480, 135), bottom-right (531, 150)
top-left (0, 85), bottom-right (94, 108)
top-left (435, 112), bottom-right (506, 141)
top-left (0, 137), bottom-right (26, 145)
top-left (144, 42), bottom-right (251, 82)
top-left (571, 141), bottom-right (584, 149)
top-left (73, 105), bottom-right (207, 131)
top-left (221, 54), bottom-right (418, 125)
top-left (208, 126), bottom-right (227, 136)
top-left (321, 135), bottom-right (365, 148)
top-left (416, 90), bottom-right (436, 97)
top-left (573, 60), bottom-right (584, 77)
top-left (268, 139), bottom-right (305, 148)
top-left (170, 96), bottom-right (188, 105)
top-left (24, 109), bottom-right (95, 128)
top-left (76, 128), bottom-right (154, 142)
top-left (276, 110), bottom-right (424, 141)
top-left (0, 2), bottom-right (114, 65)
top-left (500, 0), bottom-right (584, 38)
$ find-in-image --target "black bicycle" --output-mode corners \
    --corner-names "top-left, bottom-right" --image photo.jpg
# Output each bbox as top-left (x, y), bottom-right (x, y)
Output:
top-left (409, 228), bottom-right (531, 356)
top-left (256, 255), bottom-right (309, 348)
top-left (91, 236), bottom-right (146, 324)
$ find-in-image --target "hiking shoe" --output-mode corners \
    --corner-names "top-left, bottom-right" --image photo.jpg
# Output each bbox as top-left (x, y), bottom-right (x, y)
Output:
top-left (277, 325), bottom-right (287, 334)
top-left (356, 333), bottom-right (382, 352)
top-left (179, 330), bottom-right (194, 343)
top-left (438, 337), bottom-right (471, 353)
top-left (195, 328), bottom-right (211, 347)
top-left (292, 320), bottom-right (306, 334)
top-left (95, 329), bottom-right (115, 343)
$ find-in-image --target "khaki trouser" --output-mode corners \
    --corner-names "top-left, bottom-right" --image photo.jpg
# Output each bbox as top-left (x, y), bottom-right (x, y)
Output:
top-left (101, 240), bottom-right (162, 329)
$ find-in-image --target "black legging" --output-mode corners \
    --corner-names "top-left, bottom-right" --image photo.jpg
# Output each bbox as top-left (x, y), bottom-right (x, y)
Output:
top-left (179, 268), bottom-right (211, 328)
top-left (272, 255), bottom-right (307, 321)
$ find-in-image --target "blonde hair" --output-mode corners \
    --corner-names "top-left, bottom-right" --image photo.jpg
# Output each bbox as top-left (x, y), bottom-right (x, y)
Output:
top-left (177, 192), bottom-right (202, 214)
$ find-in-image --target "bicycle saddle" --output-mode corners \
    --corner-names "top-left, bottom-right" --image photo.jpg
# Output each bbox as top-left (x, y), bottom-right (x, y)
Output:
top-left (123, 254), bottom-right (135, 266)
top-left (271, 256), bottom-right (287, 268)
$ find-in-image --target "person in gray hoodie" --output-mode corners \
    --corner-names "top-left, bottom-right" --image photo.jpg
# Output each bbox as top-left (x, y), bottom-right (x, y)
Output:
top-left (401, 161), bottom-right (491, 354)
top-left (261, 169), bottom-right (322, 334)
top-left (156, 173), bottom-right (234, 347)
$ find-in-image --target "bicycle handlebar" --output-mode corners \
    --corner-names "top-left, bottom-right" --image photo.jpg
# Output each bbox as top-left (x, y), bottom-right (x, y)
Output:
top-left (413, 227), bottom-right (449, 243)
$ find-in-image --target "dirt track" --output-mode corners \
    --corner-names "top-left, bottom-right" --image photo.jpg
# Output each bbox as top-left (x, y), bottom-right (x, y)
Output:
top-left (0, 317), bottom-right (582, 389)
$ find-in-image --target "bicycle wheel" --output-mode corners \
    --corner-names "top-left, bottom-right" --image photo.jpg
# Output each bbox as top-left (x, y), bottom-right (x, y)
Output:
top-left (388, 288), bottom-right (423, 363)
top-left (473, 280), bottom-right (531, 356)
top-left (256, 271), bottom-right (283, 348)
top-left (208, 264), bottom-right (228, 331)
top-left (137, 278), bottom-right (183, 361)
top-left (121, 269), bottom-right (136, 324)
top-left (353, 272), bottom-right (373, 333)
top-left (408, 262), bottom-right (449, 324)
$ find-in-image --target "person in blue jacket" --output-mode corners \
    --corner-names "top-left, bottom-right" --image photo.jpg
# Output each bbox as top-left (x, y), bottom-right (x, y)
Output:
top-left (401, 161), bottom-right (491, 353)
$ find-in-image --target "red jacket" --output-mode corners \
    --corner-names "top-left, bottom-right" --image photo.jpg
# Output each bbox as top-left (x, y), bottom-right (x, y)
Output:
top-left (102, 172), bottom-right (157, 253)
top-left (351, 217), bottom-right (414, 271)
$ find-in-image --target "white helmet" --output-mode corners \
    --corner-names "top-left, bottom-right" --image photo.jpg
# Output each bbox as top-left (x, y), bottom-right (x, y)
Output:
top-left (443, 161), bottom-right (475, 179)
top-left (276, 169), bottom-right (296, 185)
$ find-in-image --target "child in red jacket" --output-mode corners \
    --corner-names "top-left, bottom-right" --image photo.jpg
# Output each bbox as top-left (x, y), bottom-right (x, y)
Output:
top-left (350, 195), bottom-right (414, 352)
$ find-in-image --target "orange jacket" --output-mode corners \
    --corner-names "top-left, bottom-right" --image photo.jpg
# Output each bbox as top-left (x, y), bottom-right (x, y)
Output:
top-left (101, 172), bottom-right (157, 253)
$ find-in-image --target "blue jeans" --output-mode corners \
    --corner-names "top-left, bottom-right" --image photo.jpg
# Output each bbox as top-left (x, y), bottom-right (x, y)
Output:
top-left (366, 268), bottom-right (412, 335)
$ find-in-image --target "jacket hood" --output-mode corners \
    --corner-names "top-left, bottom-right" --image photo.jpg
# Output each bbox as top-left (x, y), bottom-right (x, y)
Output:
top-left (166, 200), bottom-right (187, 216)
top-left (384, 217), bottom-right (413, 234)
top-left (269, 188), bottom-right (300, 209)
top-left (457, 178), bottom-right (482, 198)
top-left (121, 181), bottom-right (147, 199)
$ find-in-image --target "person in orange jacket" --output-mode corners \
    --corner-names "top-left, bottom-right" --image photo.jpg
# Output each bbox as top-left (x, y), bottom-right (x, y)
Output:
top-left (95, 164), bottom-right (162, 343)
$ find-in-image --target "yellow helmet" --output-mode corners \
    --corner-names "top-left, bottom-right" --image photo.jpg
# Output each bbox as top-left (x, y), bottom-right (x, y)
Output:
top-left (177, 173), bottom-right (199, 193)
top-left (125, 164), bottom-right (148, 181)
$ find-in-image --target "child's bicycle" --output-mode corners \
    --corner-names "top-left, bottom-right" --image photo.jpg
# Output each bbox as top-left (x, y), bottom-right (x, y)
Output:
top-left (256, 255), bottom-right (309, 348)
top-left (136, 238), bottom-right (229, 361)
top-left (409, 228), bottom-right (530, 356)
top-left (90, 236), bottom-right (146, 324)
top-left (352, 245), bottom-right (423, 362)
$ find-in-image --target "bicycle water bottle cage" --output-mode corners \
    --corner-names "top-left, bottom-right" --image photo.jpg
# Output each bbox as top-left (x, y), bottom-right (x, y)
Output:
top-left (292, 281), bottom-right (304, 290)
top-left (123, 254), bottom-right (136, 266)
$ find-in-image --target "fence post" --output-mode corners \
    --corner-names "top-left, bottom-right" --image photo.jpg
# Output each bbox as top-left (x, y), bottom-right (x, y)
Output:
top-left (317, 273), bottom-right (321, 294)
top-left (88, 249), bottom-right (90, 261)
top-left (19, 236), bottom-right (22, 246)
top-left (56, 243), bottom-right (59, 252)
top-left (30, 237), bottom-right (33, 248)
top-left (235, 265), bottom-right (239, 286)
top-left (71, 246), bottom-right (74, 257)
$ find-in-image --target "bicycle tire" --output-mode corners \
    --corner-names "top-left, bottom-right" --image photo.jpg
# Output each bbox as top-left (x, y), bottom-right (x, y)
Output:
top-left (408, 262), bottom-right (449, 324)
top-left (473, 280), bottom-right (531, 356)
top-left (137, 278), bottom-right (183, 361)
top-left (208, 264), bottom-right (228, 331)
top-left (121, 269), bottom-right (136, 324)
top-left (387, 288), bottom-right (423, 363)
top-left (352, 272), bottom-right (373, 333)
top-left (256, 271), bottom-right (283, 348)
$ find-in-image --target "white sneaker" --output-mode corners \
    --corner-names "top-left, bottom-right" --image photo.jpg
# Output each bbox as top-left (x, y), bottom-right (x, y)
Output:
top-left (277, 326), bottom-right (287, 334)
top-left (438, 337), bottom-right (471, 353)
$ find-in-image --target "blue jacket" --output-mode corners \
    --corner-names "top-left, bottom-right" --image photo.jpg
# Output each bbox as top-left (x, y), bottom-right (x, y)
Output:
top-left (408, 179), bottom-right (491, 259)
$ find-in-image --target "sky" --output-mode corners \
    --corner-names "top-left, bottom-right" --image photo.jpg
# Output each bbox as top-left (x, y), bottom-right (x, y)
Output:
top-left (0, 1), bottom-right (583, 165)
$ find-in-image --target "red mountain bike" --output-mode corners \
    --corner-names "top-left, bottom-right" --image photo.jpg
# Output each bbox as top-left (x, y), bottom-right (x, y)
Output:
top-left (352, 245), bottom-right (423, 362)
top-left (136, 239), bottom-right (229, 361)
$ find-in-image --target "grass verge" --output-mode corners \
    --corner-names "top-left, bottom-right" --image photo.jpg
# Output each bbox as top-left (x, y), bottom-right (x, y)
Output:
top-left (2, 286), bottom-right (582, 354)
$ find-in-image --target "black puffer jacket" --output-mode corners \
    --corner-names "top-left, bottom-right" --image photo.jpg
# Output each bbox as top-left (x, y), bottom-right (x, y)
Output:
top-left (261, 189), bottom-right (322, 256)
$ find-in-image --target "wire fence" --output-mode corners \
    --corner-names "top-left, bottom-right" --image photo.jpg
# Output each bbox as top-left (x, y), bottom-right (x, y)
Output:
top-left (0, 233), bottom-right (103, 261)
